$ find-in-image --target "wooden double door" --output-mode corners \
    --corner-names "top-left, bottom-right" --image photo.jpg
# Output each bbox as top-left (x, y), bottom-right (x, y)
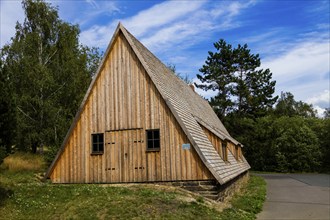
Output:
top-left (105, 129), bottom-right (147, 182)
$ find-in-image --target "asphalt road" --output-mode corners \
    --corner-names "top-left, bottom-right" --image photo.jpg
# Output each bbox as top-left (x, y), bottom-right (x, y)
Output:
top-left (256, 173), bottom-right (330, 220)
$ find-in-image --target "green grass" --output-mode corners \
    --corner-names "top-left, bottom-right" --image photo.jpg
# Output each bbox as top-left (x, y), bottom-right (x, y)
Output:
top-left (219, 175), bottom-right (267, 220)
top-left (0, 153), bottom-right (266, 219)
top-left (0, 171), bottom-right (221, 220)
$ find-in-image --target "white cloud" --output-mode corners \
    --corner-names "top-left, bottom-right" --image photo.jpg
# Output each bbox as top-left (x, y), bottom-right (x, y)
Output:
top-left (80, 0), bottom-right (206, 49)
top-left (313, 106), bottom-right (326, 118)
top-left (0, 1), bottom-right (25, 47)
top-left (263, 41), bottom-right (329, 80)
top-left (80, 0), bottom-right (256, 52)
top-left (262, 40), bottom-right (329, 104)
top-left (122, 0), bottom-right (206, 37)
top-left (306, 90), bottom-right (329, 108)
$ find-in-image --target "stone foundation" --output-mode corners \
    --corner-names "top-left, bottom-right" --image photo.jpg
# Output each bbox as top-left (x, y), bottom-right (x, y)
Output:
top-left (162, 171), bottom-right (250, 202)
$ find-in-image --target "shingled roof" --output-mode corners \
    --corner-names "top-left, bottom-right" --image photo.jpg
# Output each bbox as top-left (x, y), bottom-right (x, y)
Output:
top-left (119, 23), bottom-right (250, 184)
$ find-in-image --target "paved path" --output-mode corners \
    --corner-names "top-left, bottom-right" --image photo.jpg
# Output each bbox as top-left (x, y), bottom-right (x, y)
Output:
top-left (257, 173), bottom-right (330, 220)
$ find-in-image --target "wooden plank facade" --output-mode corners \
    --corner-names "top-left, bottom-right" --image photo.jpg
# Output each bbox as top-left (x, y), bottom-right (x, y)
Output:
top-left (46, 23), bottom-right (250, 184)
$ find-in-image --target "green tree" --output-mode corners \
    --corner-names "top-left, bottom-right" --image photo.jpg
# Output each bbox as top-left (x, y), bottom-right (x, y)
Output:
top-left (196, 40), bottom-right (235, 119)
top-left (1, 0), bottom-right (101, 153)
top-left (233, 115), bottom-right (322, 172)
top-left (274, 92), bottom-right (316, 117)
top-left (0, 58), bottom-right (16, 162)
top-left (196, 39), bottom-right (277, 119)
top-left (307, 117), bottom-right (330, 172)
top-left (272, 116), bottom-right (321, 172)
top-left (323, 108), bottom-right (330, 118)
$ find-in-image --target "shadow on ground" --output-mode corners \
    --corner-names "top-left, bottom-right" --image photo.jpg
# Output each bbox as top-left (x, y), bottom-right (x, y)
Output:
top-left (0, 185), bottom-right (13, 207)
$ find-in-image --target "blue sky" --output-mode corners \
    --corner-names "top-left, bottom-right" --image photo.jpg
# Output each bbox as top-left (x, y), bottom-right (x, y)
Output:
top-left (1, 0), bottom-right (329, 116)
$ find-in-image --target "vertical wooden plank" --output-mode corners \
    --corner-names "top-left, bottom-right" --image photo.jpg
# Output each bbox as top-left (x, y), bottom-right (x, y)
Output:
top-left (180, 127), bottom-right (187, 180)
top-left (104, 132), bottom-right (108, 182)
top-left (114, 39), bottom-right (118, 130)
top-left (75, 122), bottom-right (79, 183)
top-left (86, 99), bottom-right (91, 183)
top-left (80, 110), bottom-right (85, 183)
top-left (96, 79), bottom-right (101, 183)
top-left (109, 45), bottom-right (114, 131)
top-left (52, 166), bottom-right (56, 183)
top-left (131, 130), bottom-right (134, 182)
top-left (170, 114), bottom-right (177, 180)
top-left (117, 130), bottom-right (122, 182)
top-left (110, 132), bottom-right (114, 182)
top-left (119, 36), bottom-right (124, 130)
top-left (121, 38), bottom-right (127, 129)
top-left (90, 90), bottom-right (95, 182)
top-left (160, 100), bottom-right (166, 181)
top-left (101, 67), bottom-right (106, 183)
top-left (127, 130), bottom-right (131, 182)
top-left (150, 81), bottom-right (154, 129)
top-left (60, 144), bottom-right (65, 183)
top-left (135, 54), bottom-right (140, 129)
top-left (135, 129), bottom-right (139, 182)
top-left (165, 109), bottom-right (172, 181)
top-left (130, 46), bottom-right (135, 130)
top-left (108, 132), bottom-right (112, 182)
top-left (175, 121), bottom-right (182, 181)
top-left (69, 138), bottom-right (73, 182)
top-left (146, 76), bottom-right (150, 129)
top-left (189, 142), bottom-right (196, 181)
top-left (105, 59), bottom-right (110, 131)
top-left (125, 130), bottom-right (129, 182)
top-left (122, 130), bottom-right (126, 182)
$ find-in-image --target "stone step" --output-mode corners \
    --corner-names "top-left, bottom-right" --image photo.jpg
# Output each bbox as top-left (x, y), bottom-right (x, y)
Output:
top-left (182, 186), bottom-right (206, 191)
top-left (198, 180), bottom-right (217, 186)
top-left (199, 185), bottom-right (219, 191)
top-left (203, 194), bottom-right (219, 200)
top-left (196, 190), bottom-right (219, 195)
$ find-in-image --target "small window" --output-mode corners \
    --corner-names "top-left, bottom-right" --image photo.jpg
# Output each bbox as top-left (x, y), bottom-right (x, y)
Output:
top-left (222, 141), bottom-right (228, 161)
top-left (91, 133), bottom-right (104, 154)
top-left (235, 145), bottom-right (239, 160)
top-left (146, 129), bottom-right (160, 151)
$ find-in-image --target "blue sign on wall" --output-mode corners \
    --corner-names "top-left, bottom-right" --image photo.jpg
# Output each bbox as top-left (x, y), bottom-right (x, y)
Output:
top-left (182, 143), bottom-right (190, 150)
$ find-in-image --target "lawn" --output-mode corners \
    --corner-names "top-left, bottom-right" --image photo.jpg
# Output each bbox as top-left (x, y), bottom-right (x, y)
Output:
top-left (0, 153), bottom-right (266, 219)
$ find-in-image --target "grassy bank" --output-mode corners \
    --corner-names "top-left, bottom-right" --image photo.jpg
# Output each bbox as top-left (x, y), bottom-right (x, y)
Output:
top-left (219, 174), bottom-right (266, 219)
top-left (0, 153), bottom-right (266, 219)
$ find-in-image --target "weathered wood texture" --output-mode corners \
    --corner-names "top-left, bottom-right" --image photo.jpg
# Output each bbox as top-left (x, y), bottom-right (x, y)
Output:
top-left (50, 33), bottom-right (213, 183)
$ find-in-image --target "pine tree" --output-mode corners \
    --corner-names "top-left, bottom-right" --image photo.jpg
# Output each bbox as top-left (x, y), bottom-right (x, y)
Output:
top-left (196, 40), bottom-right (235, 119)
top-left (196, 39), bottom-right (277, 119)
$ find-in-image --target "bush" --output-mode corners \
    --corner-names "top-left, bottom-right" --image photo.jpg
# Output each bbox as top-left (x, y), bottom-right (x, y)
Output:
top-left (230, 115), bottom-right (323, 172)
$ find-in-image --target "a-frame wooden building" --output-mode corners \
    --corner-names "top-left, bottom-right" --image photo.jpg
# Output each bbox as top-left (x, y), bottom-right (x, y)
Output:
top-left (45, 23), bottom-right (250, 185)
